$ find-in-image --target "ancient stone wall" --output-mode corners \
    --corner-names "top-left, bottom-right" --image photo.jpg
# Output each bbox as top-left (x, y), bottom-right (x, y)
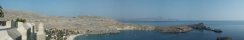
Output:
top-left (36, 22), bottom-right (45, 40)
top-left (16, 22), bottom-right (27, 40)
top-left (5, 21), bottom-right (12, 28)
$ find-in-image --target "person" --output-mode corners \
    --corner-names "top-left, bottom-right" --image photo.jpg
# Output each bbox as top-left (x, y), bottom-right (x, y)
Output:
top-left (0, 6), bottom-right (3, 17)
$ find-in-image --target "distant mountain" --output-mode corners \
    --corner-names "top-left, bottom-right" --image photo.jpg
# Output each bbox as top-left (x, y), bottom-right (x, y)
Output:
top-left (118, 17), bottom-right (177, 21)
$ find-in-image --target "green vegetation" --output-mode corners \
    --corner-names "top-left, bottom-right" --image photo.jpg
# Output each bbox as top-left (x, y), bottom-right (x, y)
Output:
top-left (45, 28), bottom-right (80, 40)
top-left (0, 6), bottom-right (3, 17)
top-left (16, 18), bottom-right (26, 23)
top-left (0, 11), bottom-right (3, 17)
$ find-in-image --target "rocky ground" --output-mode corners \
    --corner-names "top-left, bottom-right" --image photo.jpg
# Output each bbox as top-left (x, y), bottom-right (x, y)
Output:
top-left (2, 10), bottom-right (156, 40)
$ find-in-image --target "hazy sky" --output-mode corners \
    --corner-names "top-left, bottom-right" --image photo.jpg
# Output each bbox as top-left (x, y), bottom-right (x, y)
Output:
top-left (0, 0), bottom-right (244, 20)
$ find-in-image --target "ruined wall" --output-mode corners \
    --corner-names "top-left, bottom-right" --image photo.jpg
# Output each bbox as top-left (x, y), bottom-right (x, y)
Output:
top-left (16, 22), bottom-right (27, 40)
top-left (0, 30), bottom-right (14, 40)
top-left (36, 22), bottom-right (46, 40)
top-left (0, 21), bottom-right (6, 26)
top-left (5, 21), bottom-right (12, 28)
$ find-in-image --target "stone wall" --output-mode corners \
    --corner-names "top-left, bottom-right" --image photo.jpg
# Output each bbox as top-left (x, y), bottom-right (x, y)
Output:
top-left (36, 22), bottom-right (46, 40)
top-left (5, 21), bottom-right (11, 28)
top-left (0, 21), bottom-right (6, 26)
top-left (16, 22), bottom-right (27, 40)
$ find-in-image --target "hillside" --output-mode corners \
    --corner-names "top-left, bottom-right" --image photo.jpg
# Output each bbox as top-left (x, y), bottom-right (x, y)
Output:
top-left (2, 9), bottom-right (154, 34)
top-left (119, 17), bottom-right (176, 21)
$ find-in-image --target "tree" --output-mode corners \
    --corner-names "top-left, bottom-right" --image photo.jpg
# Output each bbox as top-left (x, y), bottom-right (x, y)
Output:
top-left (0, 6), bottom-right (3, 17)
top-left (16, 18), bottom-right (26, 23)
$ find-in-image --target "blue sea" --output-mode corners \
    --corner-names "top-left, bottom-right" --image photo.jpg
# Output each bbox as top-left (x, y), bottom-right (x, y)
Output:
top-left (75, 21), bottom-right (244, 40)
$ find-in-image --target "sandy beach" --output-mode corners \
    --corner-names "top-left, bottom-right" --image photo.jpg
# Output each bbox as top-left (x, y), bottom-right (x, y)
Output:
top-left (67, 34), bottom-right (84, 40)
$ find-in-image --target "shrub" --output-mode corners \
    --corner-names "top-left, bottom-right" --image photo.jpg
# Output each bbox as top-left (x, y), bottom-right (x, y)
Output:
top-left (16, 18), bottom-right (26, 23)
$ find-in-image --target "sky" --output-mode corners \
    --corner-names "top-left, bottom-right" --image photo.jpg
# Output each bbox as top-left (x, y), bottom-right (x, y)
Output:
top-left (0, 0), bottom-right (244, 20)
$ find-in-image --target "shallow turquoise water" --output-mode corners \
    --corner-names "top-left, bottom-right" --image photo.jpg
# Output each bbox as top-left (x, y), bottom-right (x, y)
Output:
top-left (75, 21), bottom-right (244, 40)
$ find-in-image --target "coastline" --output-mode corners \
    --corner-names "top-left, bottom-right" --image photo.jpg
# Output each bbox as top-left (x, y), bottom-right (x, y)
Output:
top-left (2, 10), bottom-right (225, 40)
top-left (67, 34), bottom-right (84, 40)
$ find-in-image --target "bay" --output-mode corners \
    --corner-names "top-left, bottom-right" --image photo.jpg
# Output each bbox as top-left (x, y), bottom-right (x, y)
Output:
top-left (75, 21), bottom-right (244, 40)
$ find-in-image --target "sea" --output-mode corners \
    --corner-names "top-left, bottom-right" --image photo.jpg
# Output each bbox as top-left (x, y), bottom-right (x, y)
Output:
top-left (75, 21), bottom-right (244, 40)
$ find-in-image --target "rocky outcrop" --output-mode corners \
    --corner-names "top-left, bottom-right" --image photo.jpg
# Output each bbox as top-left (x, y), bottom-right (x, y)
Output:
top-left (187, 23), bottom-right (207, 30)
top-left (211, 29), bottom-right (223, 33)
top-left (217, 36), bottom-right (232, 40)
top-left (188, 23), bottom-right (222, 33)
top-left (155, 26), bottom-right (192, 32)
